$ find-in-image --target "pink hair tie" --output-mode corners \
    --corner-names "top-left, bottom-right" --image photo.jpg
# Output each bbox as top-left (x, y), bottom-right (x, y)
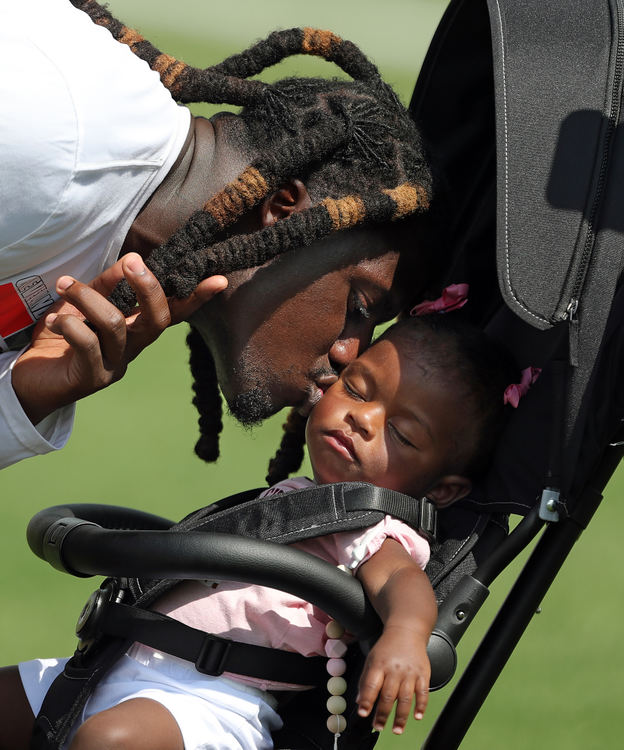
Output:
top-left (410, 283), bottom-right (469, 316)
top-left (503, 366), bottom-right (541, 408)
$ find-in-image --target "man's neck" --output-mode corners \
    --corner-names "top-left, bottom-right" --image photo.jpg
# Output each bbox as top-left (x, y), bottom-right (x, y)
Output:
top-left (122, 116), bottom-right (217, 259)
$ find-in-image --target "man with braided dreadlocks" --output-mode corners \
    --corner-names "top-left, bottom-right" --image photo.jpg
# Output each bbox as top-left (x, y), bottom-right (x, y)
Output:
top-left (0, 0), bottom-right (436, 471)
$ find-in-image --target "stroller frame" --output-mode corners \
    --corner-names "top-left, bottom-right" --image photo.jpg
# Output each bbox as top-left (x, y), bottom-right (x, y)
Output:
top-left (424, 426), bottom-right (624, 748)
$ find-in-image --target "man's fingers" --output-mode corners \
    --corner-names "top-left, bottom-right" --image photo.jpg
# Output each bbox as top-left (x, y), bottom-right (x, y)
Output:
top-left (44, 313), bottom-right (111, 393)
top-left (55, 277), bottom-right (127, 366)
top-left (121, 254), bottom-right (169, 331)
top-left (50, 257), bottom-right (227, 381)
top-left (168, 275), bottom-right (228, 324)
top-left (87, 257), bottom-right (127, 297)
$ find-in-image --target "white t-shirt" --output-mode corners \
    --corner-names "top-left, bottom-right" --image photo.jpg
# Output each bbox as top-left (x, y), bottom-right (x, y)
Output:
top-left (0, 0), bottom-right (191, 468)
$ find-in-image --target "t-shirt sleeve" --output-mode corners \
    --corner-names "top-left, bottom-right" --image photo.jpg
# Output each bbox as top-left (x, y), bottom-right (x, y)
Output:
top-left (262, 479), bottom-right (430, 572)
top-left (309, 515), bottom-right (431, 573)
top-left (0, 349), bottom-right (74, 470)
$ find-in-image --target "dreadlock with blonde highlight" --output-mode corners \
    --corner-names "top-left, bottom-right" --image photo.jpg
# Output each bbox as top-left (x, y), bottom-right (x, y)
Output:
top-left (70, 1), bottom-right (436, 472)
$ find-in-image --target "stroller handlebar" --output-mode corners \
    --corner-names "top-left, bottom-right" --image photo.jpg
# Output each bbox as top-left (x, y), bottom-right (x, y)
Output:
top-left (27, 503), bottom-right (381, 639)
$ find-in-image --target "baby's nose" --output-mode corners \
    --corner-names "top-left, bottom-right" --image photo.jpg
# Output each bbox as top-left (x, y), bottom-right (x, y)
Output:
top-left (351, 402), bottom-right (382, 438)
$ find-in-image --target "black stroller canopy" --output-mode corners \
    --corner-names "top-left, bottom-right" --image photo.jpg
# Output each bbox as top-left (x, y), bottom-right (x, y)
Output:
top-left (411, 0), bottom-right (624, 508)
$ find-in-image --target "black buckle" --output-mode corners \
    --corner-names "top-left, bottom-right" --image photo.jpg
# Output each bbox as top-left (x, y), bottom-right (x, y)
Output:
top-left (195, 636), bottom-right (232, 676)
top-left (419, 499), bottom-right (438, 542)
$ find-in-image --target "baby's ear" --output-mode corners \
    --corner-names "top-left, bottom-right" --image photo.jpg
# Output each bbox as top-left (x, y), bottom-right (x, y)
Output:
top-left (427, 475), bottom-right (472, 508)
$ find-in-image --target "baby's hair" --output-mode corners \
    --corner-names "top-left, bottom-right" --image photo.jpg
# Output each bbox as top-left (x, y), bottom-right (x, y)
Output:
top-left (379, 315), bottom-right (518, 479)
top-left (70, 1), bottom-right (434, 463)
top-left (267, 314), bottom-right (518, 485)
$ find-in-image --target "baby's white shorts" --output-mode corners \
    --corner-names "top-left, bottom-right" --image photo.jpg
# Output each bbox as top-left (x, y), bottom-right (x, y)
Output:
top-left (19, 644), bottom-right (283, 749)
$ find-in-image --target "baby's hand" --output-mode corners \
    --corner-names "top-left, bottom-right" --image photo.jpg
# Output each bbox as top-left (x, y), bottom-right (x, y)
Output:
top-left (356, 624), bottom-right (430, 734)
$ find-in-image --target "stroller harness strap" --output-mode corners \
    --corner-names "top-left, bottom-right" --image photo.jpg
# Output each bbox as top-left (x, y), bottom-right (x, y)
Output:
top-left (90, 601), bottom-right (328, 684)
top-left (169, 481), bottom-right (436, 543)
top-left (130, 482), bottom-right (437, 604)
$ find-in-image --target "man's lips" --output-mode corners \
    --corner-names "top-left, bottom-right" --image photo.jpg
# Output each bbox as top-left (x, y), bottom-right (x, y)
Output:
top-left (297, 385), bottom-right (325, 417)
top-left (323, 430), bottom-right (357, 462)
top-left (297, 373), bottom-right (339, 417)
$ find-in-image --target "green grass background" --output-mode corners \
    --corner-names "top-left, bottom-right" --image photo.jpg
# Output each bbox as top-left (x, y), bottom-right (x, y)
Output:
top-left (2, 1), bottom-right (623, 747)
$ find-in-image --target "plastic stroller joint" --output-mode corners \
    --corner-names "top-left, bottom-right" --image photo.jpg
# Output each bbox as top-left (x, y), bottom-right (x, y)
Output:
top-left (425, 573), bottom-right (493, 692)
top-left (42, 517), bottom-right (100, 577)
top-left (427, 629), bottom-right (458, 691)
top-left (435, 574), bottom-right (490, 647)
top-left (75, 579), bottom-right (119, 649)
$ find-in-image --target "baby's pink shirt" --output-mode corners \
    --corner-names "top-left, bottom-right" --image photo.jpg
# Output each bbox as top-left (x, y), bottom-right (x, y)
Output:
top-left (153, 477), bottom-right (430, 691)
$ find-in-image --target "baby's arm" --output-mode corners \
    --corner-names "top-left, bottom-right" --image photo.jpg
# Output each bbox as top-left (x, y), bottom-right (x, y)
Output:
top-left (355, 537), bottom-right (437, 735)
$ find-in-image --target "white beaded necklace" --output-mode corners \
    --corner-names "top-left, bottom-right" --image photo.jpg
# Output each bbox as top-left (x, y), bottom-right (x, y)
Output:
top-left (324, 618), bottom-right (348, 749)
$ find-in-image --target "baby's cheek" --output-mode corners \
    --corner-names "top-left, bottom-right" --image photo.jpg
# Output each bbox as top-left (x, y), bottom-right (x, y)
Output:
top-left (364, 446), bottom-right (392, 484)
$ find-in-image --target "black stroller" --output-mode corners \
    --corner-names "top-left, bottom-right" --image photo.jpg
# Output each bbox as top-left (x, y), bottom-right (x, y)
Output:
top-left (26, 0), bottom-right (624, 747)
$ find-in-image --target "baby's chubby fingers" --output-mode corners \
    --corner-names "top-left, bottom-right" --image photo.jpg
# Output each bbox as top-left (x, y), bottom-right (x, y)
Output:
top-left (356, 666), bottom-right (383, 721)
top-left (371, 674), bottom-right (401, 732)
top-left (413, 675), bottom-right (429, 721)
top-left (391, 680), bottom-right (417, 734)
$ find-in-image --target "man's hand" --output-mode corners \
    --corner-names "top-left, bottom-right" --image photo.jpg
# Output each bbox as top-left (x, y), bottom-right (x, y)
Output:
top-left (12, 253), bottom-right (227, 424)
top-left (356, 624), bottom-right (431, 734)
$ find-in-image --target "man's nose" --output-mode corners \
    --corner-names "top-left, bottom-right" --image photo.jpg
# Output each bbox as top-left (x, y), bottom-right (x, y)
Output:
top-left (330, 315), bottom-right (379, 370)
top-left (329, 315), bottom-right (378, 371)
top-left (316, 371), bottom-right (339, 391)
top-left (328, 336), bottom-right (361, 370)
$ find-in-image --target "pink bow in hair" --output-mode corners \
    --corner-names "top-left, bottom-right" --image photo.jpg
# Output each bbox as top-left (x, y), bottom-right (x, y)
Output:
top-left (503, 366), bottom-right (541, 408)
top-left (410, 283), bottom-right (469, 316)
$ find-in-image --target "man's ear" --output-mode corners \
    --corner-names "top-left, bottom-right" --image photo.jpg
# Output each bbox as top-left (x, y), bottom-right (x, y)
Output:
top-left (426, 475), bottom-right (472, 508)
top-left (260, 179), bottom-right (312, 226)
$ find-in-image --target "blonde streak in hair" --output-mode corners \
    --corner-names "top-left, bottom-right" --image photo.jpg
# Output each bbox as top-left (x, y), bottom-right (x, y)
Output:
top-left (239, 167), bottom-right (270, 204)
top-left (383, 183), bottom-right (430, 220)
top-left (321, 195), bottom-right (366, 231)
top-left (118, 26), bottom-right (145, 50)
top-left (152, 54), bottom-right (188, 90)
top-left (203, 167), bottom-right (269, 229)
top-left (301, 28), bottom-right (342, 58)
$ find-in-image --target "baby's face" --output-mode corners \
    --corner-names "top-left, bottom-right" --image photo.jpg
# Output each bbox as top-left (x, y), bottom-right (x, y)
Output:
top-left (305, 335), bottom-right (468, 497)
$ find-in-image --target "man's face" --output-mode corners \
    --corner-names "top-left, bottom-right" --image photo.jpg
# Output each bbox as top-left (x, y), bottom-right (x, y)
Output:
top-left (190, 227), bottom-right (410, 423)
